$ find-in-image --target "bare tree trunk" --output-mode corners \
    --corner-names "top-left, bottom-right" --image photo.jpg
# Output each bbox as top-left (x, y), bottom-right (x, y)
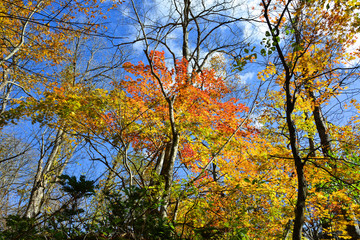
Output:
top-left (159, 138), bottom-right (179, 217)
top-left (159, 100), bottom-right (179, 218)
top-left (182, 0), bottom-right (190, 61)
top-left (0, 68), bottom-right (11, 115)
top-left (25, 129), bottom-right (64, 218)
top-left (154, 146), bottom-right (166, 176)
top-left (284, 74), bottom-right (307, 240)
top-left (305, 88), bottom-right (332, 157)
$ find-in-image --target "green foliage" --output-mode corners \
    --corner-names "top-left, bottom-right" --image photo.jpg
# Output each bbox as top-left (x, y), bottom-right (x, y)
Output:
top-left (46, 175), bottom-right (96, 238)
top-left (0, 175), bottom-right (97, 240)
top-left (57, 174), bottom-right (96, 199)
top-left (97, 186), bottom-right (177, 240)
top-left (0, 215), bottom-right (39, 240)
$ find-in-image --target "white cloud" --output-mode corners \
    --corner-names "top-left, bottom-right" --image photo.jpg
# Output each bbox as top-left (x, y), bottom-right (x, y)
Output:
top-left (237, 72), bottom-right (255, 84)
top-left (116, 0), bottom-right (267, 72)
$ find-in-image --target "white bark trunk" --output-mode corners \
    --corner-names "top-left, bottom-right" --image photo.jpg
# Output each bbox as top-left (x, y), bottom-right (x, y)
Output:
top-left (25, 129), bottom-right (64, 218)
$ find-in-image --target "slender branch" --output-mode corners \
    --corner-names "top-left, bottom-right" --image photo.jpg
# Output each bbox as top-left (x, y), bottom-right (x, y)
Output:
top-left (0, 1), bottom-right (44, 65)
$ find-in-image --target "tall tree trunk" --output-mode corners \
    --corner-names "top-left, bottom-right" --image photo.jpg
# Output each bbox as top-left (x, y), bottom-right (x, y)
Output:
top-left (305, 88), bottom-right (332, 157)
top-left (159, 96), bottom-right (179, 218)
top-left (262, 1), bottom-right (308, 238)
top-left (182, 0), bottom-right (190, 62)
top-left (0, 67), bottom-right (12, 115)
top-left (25, 129), bottom-right (64, 218)
top-left (158, 0), bottom-right (191, 215)
top-left (285, 76), bottom-right (307, 240)
top-left (159, 134), bottom-right (179, 218)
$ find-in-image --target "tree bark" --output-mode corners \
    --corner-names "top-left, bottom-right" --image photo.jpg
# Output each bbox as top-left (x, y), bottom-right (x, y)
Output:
top-left (159, 131), bottom-right (179, 218)
top-left (284, 73), bottom-right (307, 240)
top-left (262, 0), bottom-right (307, 237)
top-left (25, 129), bottom-right (64, 218)
top-left (305, 88), bottom-right (332, 157)
top-left (182, 0), bottom-right (190, 62)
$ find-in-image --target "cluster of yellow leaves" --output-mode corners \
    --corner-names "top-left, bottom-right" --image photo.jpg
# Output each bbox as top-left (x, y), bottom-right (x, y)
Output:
top-left (0, 0), bottom-right (118, 129)
top-left (257, 0), bottom-right (360, 238)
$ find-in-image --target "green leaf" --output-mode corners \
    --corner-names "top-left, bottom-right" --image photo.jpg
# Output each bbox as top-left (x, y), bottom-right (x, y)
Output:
top-left (261, 48), bottom-right (267, 56)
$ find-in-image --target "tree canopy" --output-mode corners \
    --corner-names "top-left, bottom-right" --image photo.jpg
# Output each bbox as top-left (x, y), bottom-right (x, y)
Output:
top-left (1, 0), bottom-right (360, 239)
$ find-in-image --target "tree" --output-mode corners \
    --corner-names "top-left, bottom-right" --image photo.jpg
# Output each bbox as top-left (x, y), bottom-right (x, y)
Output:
top-left (260, 0), bottom-right (360, 239)
top-left (0, 0), bottom-right (120, 223)
top-left (122, 0), bottom-right (261, 220)
top-left (0, 0), bottom-right (112, 123)
top-left (0, 133), bottom-right (35, 220)
top-left (1, 0), bottom-right (360, 239)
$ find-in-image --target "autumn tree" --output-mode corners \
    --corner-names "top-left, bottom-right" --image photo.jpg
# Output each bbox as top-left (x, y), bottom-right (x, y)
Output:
top-left (0, 0), bottom-right (122, 222)
top-left (2, 0), bottom-right (360, 239)
top-left (0, 0), bottom-right (118, 121)
top-left (116, 0), bottom-right (263, 223)
top-left (0, 0), bottom-right (261, 238)
top-left (259, 0), bottom-right (360, 239)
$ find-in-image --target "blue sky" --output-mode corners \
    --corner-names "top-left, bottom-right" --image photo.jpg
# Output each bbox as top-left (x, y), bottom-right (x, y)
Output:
top-left (3, 0), bottom-right (360, 200)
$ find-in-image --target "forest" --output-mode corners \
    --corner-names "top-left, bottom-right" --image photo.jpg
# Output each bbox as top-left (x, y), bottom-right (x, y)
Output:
top-left (0, 0), bottom-right (360, 239)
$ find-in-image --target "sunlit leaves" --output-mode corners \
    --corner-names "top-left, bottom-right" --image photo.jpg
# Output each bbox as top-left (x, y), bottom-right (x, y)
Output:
top-left (259, 0), bottom-right (360, 238)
